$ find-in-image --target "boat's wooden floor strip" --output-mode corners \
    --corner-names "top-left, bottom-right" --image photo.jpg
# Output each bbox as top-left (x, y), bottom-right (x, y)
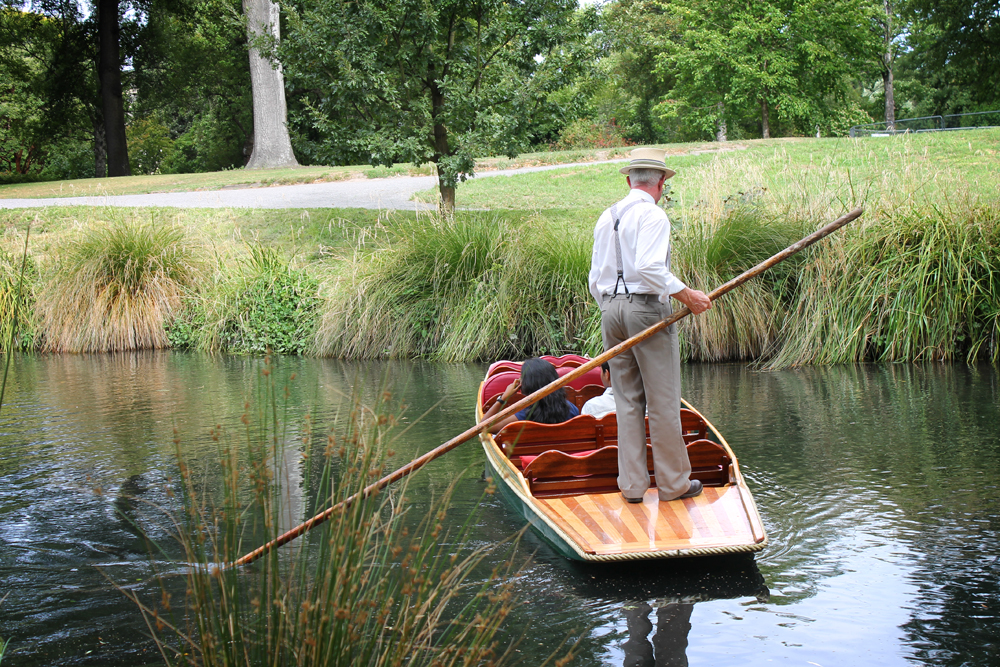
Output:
top-left (535, 486), bottom-right (755, 555)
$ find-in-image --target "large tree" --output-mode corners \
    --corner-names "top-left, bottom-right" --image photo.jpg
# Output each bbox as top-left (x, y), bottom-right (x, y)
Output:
top-left (97, 0), bottom-right (129, 175)
top-left (4, 0), bottom-right (256, 179)
top-left (1, 4), bottom-right (102, 176)
top-left (243, 0), bottom-right (297, 169)
top-left (281, 0), bottom-right (577, 212)
top-left (874, 0), bottom-right (910, 127)
top-left (4, 0), bottom-right (131, 177)
top-left (596, 0), bottom-right (680, 144)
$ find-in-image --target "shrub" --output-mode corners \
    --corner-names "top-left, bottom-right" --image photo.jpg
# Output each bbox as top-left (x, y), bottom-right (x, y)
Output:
top-left (127, 118), bottom-right (176, 175)
top-left (37, 138), bottom-right (96, 181)
top-left (37, 217), bottom-right (199, 352)
top-left (554, 118), bottom-right (635, 150)
top-left (174, 244), bottom-right (320, 355)
top-left (159, 109), bottom-right (248, 174)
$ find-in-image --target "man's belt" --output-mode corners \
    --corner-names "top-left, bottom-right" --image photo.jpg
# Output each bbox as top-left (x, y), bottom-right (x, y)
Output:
top-left (602, 293), bottom-right (659, 303)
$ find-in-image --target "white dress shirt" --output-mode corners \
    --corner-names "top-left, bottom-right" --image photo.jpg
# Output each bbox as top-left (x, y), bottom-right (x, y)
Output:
top-left (581, 387), bottom-right (616, 419)
top-left (588, 189), bottom-right (687, 304)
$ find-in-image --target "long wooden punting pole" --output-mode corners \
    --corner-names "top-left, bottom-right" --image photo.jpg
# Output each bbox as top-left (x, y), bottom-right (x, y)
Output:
top-left (234, 206), bottom-right (864, 567)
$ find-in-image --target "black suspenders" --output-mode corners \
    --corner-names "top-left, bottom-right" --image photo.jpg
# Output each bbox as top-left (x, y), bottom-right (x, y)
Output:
top-left (608, 200), bottom-right (643, 297)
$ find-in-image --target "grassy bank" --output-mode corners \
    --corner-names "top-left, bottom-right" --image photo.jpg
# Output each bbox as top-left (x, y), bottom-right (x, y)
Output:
top-left (1, 131), bottom-right (998, 364)
top-left (417, 132), bottom-right (1000, 211)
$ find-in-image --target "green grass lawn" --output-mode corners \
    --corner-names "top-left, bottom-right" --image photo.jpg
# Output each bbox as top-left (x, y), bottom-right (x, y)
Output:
top-left (0, 204), bottom-right (588, 272)
top-left (420, 132), bottom-right (1000, 214)
top-left (3, 129), bottom-right (996, 285)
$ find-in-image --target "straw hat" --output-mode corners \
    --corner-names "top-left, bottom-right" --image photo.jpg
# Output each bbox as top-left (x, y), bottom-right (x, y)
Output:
top-left (619, 147), bottom-right (676, 178)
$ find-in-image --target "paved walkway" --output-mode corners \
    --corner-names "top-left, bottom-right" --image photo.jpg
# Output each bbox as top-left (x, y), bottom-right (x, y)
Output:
top-left (0, 160), bottom-right (627, 210)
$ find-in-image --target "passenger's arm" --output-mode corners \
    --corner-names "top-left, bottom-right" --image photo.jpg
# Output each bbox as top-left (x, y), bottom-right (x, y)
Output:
top-left (482, 379), bottom-right (521, 433)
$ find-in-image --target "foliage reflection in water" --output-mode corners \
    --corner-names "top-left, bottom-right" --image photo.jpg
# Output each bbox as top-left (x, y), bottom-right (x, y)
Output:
top-left (0, 354), bottom-right (997, 665)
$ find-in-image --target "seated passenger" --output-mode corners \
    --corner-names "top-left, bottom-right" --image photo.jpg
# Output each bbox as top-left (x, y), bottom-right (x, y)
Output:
top-left (483, 357), bottom-right (580, 433)
top-left (581, 361), bottom-right (616, 418)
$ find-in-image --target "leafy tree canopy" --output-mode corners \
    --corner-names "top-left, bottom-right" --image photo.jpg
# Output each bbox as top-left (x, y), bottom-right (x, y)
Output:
top-left (280, 0), bottom-right (578, 209)
top-left (907, 0), bottom-right (1000, 110)
top-left (653, 0), bottom-right (881, 139)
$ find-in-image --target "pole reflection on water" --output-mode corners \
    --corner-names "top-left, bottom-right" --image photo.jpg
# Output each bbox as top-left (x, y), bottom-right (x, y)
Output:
top-left (0, 353), bottom-right (997, 666)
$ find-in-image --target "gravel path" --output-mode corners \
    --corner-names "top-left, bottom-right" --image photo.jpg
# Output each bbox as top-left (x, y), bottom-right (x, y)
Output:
top-left (0, 160), bottom-right (627, 210)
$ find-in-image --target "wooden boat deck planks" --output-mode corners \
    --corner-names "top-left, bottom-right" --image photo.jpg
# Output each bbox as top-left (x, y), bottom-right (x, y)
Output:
top-left (533, 486), bottom-right (758, 556)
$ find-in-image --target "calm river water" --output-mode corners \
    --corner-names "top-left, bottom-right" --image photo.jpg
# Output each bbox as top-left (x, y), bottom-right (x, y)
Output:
top-left (0, 353), bottom-right (997, 666)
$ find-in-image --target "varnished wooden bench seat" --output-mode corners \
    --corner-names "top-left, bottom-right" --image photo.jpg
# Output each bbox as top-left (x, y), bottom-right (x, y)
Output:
top-left (499, 412), bottom-right (730, 498)
top-left (497, 414), bottom-right (611, 460)
top-left (680, 408), bottom-right (708, 442)
top-left (685, 439), bottom-right (733, 486)
top-left (522, 446), bottom-right (621, 497)
top-left (496, 409), bottom-right (710, 462)
top-left (522, 440), bottom-right (733, 498)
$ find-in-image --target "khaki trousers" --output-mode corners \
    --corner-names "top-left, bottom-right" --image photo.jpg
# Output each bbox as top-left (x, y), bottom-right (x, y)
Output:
top-left (601, 294), bottom-right (691, 501)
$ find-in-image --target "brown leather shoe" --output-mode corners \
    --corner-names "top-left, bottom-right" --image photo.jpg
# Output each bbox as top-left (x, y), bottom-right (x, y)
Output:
top-left (679, 479), bottom-right (703, 499)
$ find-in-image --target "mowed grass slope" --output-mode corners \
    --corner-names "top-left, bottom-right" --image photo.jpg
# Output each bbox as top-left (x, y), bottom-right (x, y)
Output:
top-left (1, 130), bottom-right (998, 363)
top-left (421, 132), bottom-right (1000, 212)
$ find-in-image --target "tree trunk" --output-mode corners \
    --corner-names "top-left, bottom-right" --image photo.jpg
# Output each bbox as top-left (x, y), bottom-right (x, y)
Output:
top-left (97, 0), bottom-right (130, 177)
top-left (92, 113), bottom-right (107, 178)
top-left (430, 73), bottom-right (454, 215)
top-left (433, 120), bottom-right (454, 215)
top-left (243, 0), bottom-right (298, 170)
top-left (761, 98), bottom-right (770, 139)
top-left (439, 179), bottom-right (456, 213)
top-left (715, 102), bottom-right (727, 142)
top-left (883, 65), bottom-right (895, 129)
top-left (883, 0), bottom-right (896, 130)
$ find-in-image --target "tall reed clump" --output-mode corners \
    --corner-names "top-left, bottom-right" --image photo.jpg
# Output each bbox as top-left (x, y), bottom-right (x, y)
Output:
top-left (767, 201), bottom-right (1000, 367)
top-left (314, 213), bottom-right (594, 361)
top-left (0, 231), bottom-right (36, 354)
top-left (122, 362), bottom-right (520, 666)
top-left (171, 244), bottom-right (320, 354)
top-left (668, 204), bottom-right (808, 362)
top-left (37, 218), bottom-right (199, 352)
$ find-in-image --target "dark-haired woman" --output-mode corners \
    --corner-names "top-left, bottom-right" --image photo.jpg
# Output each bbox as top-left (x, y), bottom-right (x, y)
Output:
top-left (483, 357), bottom-right (580, 433)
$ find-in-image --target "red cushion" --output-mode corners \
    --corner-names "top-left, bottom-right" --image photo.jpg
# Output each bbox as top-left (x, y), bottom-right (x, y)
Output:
top-left (556, 365), bottom-right (604, 390)
top-left (541, 354), bottom-right (589, 368)
top-left (486, 360), bottom-right (522, 378)
top-left (481, 359), bottom-right (603, 403)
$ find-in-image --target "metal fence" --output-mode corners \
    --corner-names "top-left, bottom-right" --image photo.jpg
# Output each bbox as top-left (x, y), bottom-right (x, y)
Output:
top-left (849, 110), bottom-right (1000, 137)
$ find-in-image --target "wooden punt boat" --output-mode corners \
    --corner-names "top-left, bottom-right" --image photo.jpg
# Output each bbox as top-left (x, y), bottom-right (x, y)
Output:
top-left (477, 355), bottom-right (768, 562)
